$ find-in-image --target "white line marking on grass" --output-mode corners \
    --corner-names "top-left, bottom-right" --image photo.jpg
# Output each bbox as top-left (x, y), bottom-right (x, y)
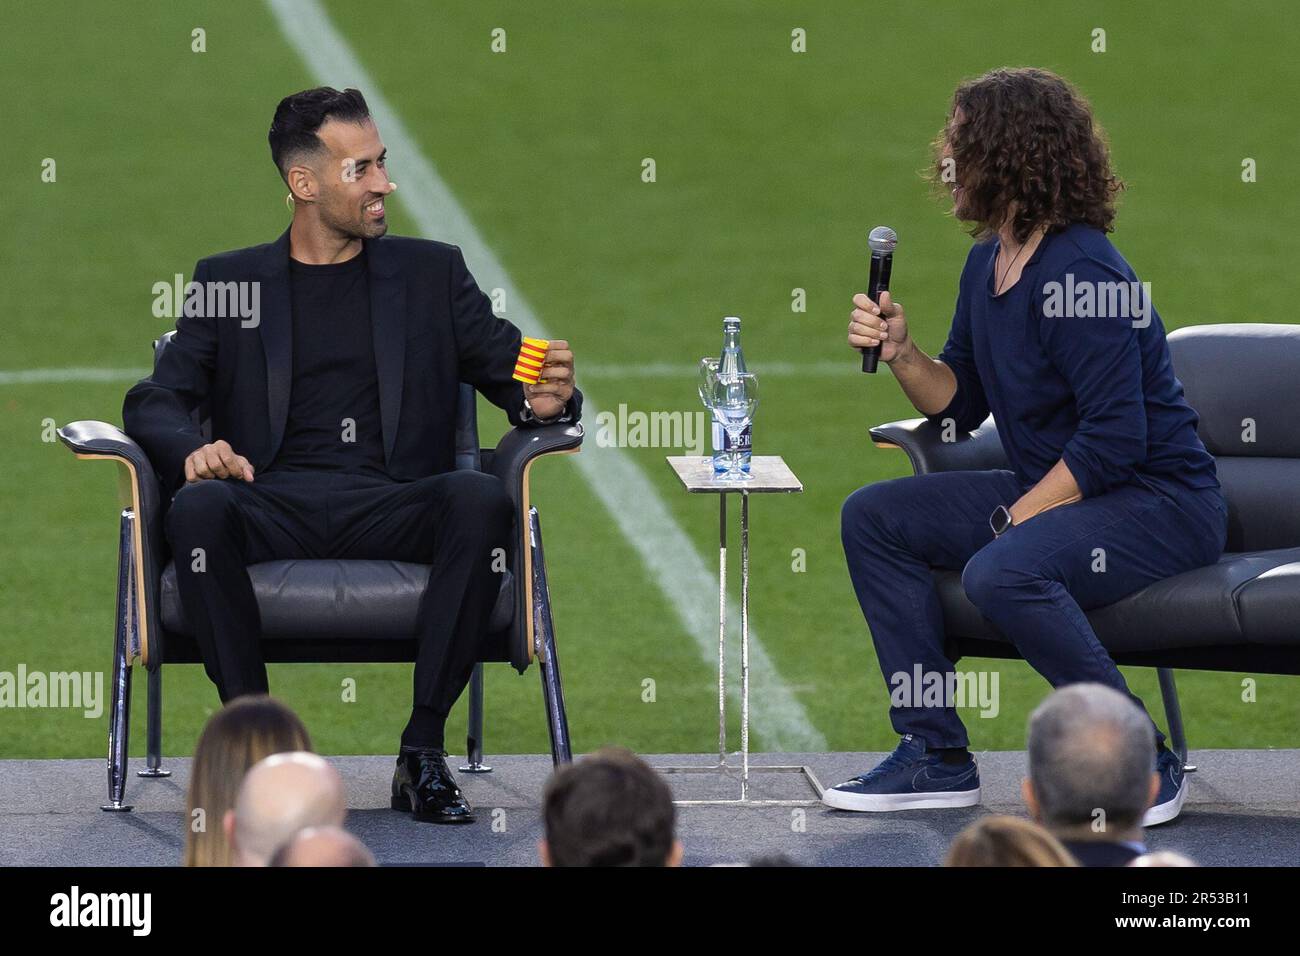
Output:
top-left (0, 368), bottom-right (149, 386)
top-left (265, 0), bottom-right (825, 751)
top-left (580, 360), bottom-right (849, 379)
top-left (0, 361), bottom-right (850, 386)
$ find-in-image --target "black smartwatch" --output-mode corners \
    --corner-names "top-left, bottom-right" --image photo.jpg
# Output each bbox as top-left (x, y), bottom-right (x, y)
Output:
top-left (990, 505), bottom-right (1014, 537)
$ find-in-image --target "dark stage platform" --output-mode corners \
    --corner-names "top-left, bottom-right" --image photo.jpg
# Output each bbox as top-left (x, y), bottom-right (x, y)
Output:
top-left (2, 750), bottom-right (1296, 867)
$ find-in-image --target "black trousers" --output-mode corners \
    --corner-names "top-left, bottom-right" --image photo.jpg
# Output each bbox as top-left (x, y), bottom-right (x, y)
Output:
top-left (165, 469), bottom-right (513, 739)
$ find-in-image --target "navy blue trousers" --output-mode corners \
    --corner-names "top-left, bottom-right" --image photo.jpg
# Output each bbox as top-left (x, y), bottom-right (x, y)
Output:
top-left (841, 470), bottom-right (1227, 749)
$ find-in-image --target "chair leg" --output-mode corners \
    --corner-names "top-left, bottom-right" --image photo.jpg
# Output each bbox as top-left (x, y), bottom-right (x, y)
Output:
top-left (459, 663), bottom-right (492, 773)
top-left (530, 507), bottom-right (573, 766)
top-left (1157, 667), bottom-right (1195, 773)
top-left (102, 509), bottom-right (135, 811)
top-left (137, 665), bottom-right (170, 778)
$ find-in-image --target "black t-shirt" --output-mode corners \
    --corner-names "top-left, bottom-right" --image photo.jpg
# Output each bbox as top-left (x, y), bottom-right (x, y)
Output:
top-left (270, 250), bottom-right (389, 477)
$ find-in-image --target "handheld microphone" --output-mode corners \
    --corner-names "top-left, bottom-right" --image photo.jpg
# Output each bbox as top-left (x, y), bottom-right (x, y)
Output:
top-left (861, 225), bottom-right (898, 373)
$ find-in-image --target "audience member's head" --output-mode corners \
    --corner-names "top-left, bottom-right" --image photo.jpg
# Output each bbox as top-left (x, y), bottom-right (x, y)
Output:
top-left (1023, 684), bottom-right (1158, 843)
top-left (1130, 851), bottom-right (1195, 867)
top-left (184, 695), bottom-right (312, 867)
top-left (270, 825), bottom-right (375, 867)
top-left (945, 815), bottom-right (1079, 867)
top-left (540, 747), bottom-right (681, 867)
top-left (224, 751), bottom-right (347, 866)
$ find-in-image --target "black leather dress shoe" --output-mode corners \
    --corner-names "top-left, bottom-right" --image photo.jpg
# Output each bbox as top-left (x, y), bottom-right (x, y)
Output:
top-left (391, 747), bottom-right (475, 824)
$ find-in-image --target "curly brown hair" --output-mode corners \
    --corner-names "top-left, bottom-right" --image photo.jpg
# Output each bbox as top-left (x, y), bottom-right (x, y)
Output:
top-left (930, 67), bottom-right (1124, 244)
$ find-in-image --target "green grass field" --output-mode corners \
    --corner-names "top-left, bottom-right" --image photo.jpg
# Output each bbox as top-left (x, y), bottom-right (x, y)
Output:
top-left (2, 0), bottom-right (1297, 760)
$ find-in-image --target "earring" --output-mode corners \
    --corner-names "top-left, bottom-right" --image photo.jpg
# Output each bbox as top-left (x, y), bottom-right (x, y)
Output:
top-left (285, 193), bottom-right (294, 211)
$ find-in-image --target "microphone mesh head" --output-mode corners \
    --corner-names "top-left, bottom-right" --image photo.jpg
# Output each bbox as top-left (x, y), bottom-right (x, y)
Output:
top-left (868, 225), bottom-right (898, 255)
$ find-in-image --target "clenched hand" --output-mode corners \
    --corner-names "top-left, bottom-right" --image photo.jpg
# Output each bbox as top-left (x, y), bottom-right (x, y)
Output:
top-left (185, 440), bottom-right (255, 483)
top-left (525, 338), bottom-right (575, 420)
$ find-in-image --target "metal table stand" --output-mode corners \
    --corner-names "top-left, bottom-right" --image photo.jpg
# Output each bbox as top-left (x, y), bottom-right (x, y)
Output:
top-left (658, 455), bottom-right (824, 806)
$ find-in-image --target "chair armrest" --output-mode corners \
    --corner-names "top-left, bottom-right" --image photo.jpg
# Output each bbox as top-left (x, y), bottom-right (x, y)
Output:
top-left (57, 420), bottom-right (166, 668)
top-left (488, 422), bottom-right (585, 509)
top-left (868, 416), bottom-right (1007, 476)
top-left (57, 420), bottom-right (154, 480)
top-left (486, 422), bottom-right (583, 670)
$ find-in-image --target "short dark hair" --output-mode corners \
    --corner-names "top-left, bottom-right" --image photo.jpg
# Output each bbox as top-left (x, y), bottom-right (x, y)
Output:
top-left (930, 67), bottom-right (1124, 244)
top-left (542, 748), bottom-right (676, 867)
top-left (268, 87), bottom-right (371, 182)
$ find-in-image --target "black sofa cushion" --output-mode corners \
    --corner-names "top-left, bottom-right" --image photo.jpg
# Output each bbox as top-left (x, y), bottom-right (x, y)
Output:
top-left (160, 559), bottom-right (514, 641)
top-left (1171, 324), bottom-right (1300, 460)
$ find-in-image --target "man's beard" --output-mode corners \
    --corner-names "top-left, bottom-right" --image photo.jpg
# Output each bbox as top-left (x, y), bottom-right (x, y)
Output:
top-left (322, 204), bottom-right (387, 240)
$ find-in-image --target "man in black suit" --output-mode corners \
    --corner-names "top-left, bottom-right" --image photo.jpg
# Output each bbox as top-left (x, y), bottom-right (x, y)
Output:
top-left (124, 88), bottom-right (581, 824)
top-left (1022, 684), bottom-right (1162, 866)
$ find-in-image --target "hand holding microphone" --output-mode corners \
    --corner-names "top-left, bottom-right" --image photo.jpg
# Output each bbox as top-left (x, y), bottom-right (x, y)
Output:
top-left (849, 225), bottom-right (909, 370)
top-left (852, 225), bottom-right (904, 372)
top-left (848, 289), bottom-right (909, 366)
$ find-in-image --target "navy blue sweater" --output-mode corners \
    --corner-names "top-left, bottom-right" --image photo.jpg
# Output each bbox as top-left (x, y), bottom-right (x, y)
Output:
top-left (929, 224), bottom-right (1219, 498)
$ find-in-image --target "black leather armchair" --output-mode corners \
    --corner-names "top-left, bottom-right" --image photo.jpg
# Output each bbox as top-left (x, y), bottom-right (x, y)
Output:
top-left (60, 332), bottom-right (583, 810)
top-left (868, 323), bottom-right (1300, 770)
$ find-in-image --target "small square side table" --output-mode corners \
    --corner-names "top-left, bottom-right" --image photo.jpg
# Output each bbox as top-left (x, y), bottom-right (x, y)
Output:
top-left (660, 455), bottom-right (823, 805)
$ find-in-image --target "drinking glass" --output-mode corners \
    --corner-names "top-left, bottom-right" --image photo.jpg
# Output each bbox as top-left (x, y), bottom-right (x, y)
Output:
top-left (710, 372), bottom-right (758, 481)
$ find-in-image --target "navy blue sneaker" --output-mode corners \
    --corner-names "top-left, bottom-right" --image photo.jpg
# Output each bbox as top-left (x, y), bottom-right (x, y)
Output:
top-left (1142, 748), bottom-right (1188, 827)
top-left (822, 734), bottom-right (980, 812)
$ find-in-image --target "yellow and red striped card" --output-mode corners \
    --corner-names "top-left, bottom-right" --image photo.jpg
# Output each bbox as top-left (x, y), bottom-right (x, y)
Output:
top-left (512, 337), bottom-right (550, 384)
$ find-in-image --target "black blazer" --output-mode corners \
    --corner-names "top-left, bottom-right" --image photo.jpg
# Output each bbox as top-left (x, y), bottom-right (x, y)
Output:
top-left (1063, 839), bottom-right (1145, 867)
top-left (123, 229), bottom-right (581, 492)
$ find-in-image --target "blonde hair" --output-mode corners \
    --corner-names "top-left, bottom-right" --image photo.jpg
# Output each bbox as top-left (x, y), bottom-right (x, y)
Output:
top-left (944, 815), bottom-right (1079, 867)
top-left (183, 695), bottom-right (312, 867)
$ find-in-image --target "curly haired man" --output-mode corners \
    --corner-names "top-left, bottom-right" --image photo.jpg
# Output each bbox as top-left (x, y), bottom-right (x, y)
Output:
top-left (827, 68), bottom-right (1225, 827)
